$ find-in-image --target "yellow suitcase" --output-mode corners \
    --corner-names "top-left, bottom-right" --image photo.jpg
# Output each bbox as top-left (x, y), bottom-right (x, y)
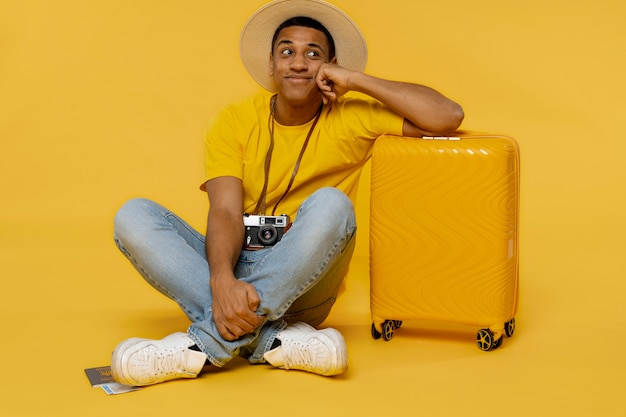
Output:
top-left (369, 134), bottom-right (520, 350)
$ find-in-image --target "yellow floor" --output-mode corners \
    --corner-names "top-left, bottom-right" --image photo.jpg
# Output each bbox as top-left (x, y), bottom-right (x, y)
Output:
top-left (2, 0), bottom-right (626, 416)
top-left (2, 182), bottom-right (625, 416)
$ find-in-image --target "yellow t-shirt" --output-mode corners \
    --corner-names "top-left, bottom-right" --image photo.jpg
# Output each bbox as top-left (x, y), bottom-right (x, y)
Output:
top-left (202, 93), bottom-right (403, 219)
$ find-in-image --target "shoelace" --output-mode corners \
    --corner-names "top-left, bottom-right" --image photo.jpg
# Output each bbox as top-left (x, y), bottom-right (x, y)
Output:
top-left (146, 346), bottom-right (189, 377)
top-left (282, 339), bottom-right (328, 371)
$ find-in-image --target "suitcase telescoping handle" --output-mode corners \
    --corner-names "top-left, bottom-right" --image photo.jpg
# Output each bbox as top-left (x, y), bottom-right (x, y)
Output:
top-left (422, 131), bottom-right (515, 141)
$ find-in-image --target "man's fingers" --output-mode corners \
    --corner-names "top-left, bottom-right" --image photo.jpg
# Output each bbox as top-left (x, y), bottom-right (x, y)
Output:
top-left (247, 286), bottom-right (260, 310)
top-left (219, 309), bottom-right (264, 340)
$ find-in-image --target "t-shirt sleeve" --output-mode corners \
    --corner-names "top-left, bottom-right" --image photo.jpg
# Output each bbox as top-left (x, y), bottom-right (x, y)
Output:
top-left (337, 95), bottom-right (405, 139)
top-left (200, 107), bottom-right (244, 190)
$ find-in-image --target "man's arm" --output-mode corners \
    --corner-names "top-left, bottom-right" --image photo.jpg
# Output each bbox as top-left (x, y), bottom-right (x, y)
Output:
top-left (204, 176), bottom-right (264, 341)
top-left (316, 64), bottom-right (464, 136)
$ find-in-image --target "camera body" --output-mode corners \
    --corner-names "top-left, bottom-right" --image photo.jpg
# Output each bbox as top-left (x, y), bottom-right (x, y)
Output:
top-left (243, 213), bottom-right (290, 249)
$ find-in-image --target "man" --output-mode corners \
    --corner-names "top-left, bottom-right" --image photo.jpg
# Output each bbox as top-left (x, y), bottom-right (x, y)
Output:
top-left (111, 0), bottom-right (463, 387)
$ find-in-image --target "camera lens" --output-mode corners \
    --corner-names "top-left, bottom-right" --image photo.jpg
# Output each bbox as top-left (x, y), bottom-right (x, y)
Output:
top-left (257, 225), bottom-right (278, 245)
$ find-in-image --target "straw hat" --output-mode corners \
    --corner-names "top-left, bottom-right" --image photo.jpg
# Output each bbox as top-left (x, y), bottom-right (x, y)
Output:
top-left (239, 0), bottom-right (368, 92)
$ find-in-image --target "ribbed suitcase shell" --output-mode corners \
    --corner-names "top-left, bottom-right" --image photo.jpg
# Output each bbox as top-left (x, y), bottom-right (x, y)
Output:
top-left (369, 134), bottom-right (520, 350)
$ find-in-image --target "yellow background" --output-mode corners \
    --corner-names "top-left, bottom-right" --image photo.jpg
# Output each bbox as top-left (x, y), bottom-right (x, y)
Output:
top-left (1, 0), bottom-right (624, 416)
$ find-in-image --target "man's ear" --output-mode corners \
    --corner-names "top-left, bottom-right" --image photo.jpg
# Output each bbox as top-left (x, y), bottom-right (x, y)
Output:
top-left (268, 53), bottom-right (274, 76)
top-left (330, 56), bottom-right (337, 65)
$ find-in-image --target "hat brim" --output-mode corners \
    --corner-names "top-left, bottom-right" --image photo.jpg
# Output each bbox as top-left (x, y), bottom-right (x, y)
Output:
top-left (240, 0), bottom-right (367, 92)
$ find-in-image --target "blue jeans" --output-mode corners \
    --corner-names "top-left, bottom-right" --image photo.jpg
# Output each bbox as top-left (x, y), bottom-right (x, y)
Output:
top-left (113, 187), bottom-right (356, 367)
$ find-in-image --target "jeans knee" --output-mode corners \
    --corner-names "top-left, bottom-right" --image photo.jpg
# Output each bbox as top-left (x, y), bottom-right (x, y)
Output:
top-left (114, 198), bottom-right (156, 245)
top-left (309, 188), bottom-right (353, 217)
top-left (299, 188), bottom-right (355, 235)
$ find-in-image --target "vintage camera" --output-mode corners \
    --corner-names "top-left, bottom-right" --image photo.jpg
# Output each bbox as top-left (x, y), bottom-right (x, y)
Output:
top-left (243, 214), bottom-right (290, 249)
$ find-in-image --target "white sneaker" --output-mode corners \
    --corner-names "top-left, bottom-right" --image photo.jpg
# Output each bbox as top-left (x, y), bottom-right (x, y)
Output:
top-left (111, 332), bottom-right (207, 386)
top-left (263, 322), bottom-right (347, 376)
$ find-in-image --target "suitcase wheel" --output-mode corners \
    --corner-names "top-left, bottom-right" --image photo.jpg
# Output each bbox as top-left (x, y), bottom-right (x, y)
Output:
top-left (371, 320), bottom-right (402, 341)
top-left (382, 320), bottom-right (396, 341)
top-left (476, 329), bottom-right (496, 351)
top-left (477, 326), bottom-right (510, 351)
top-left (371, 323), bottom-right (382, 340)
top-left (505, 318), bottom-right (516, 337)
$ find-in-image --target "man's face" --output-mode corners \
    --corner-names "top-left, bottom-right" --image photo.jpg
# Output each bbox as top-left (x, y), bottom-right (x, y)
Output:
top-left (269, 25), bottom-right (336, 105)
